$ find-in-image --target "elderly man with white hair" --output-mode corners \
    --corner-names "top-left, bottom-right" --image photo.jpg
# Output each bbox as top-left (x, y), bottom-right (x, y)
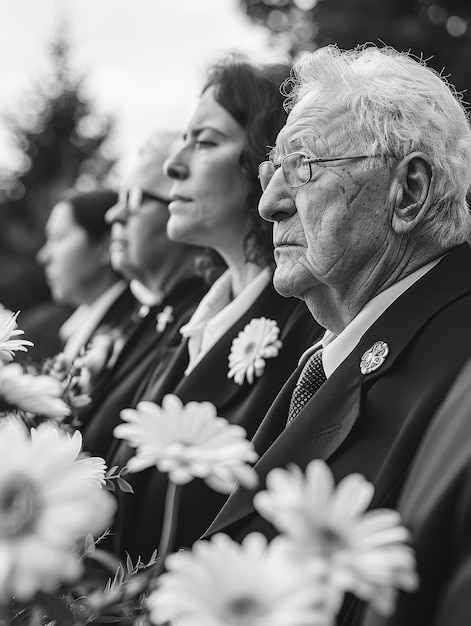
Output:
top-left (204, 44), bottom-right (471, 625)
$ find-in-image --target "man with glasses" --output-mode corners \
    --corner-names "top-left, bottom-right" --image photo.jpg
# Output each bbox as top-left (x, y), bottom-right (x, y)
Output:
top-left (80, 131), bottom-right (207, 462)
top-left (204, 45), bottom-right (471, 625)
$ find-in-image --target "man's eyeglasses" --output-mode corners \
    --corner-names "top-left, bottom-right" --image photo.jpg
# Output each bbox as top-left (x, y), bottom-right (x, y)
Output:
top-left (120, 187), bottom-right (171, 215)
top-left (258, 152), bottom-right (378, 191)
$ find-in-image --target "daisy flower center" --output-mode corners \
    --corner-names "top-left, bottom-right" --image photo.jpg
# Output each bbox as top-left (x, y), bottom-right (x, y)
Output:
top-left (317, 525), bottom-right (347, 557)
top-left (0, 473), bottom-right (40, 538)
top-left (227, 595), bottom-right (264, 626)
top-left (243, 341), bottom-right (257, 357)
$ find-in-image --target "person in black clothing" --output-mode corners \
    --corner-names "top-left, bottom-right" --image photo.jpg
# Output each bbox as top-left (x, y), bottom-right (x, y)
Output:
top-left (79, 131), bottom-right (207, 461)
top-left (109, 55), bottom-right (324, 562)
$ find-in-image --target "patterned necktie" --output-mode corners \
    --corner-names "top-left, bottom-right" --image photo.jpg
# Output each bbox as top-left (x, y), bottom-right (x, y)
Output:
top-left (286, 348), bottom-right (326, 426)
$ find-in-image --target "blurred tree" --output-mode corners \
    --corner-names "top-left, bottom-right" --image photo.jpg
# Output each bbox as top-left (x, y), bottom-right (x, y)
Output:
top-left (239, 0), bottom-right (471, 95)
top-left (0, 35), bottom-right (116, 311)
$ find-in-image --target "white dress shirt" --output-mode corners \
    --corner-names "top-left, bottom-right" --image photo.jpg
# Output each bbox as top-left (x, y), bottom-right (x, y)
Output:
top-left (298, 255), bottom-right (445, 378)
top-left (59, 279), bottom-right (128, 363)
top-left (180, 267), bottom-right (272, 375)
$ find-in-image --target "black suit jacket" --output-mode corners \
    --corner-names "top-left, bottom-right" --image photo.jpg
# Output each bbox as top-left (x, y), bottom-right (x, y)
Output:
top-left (88, 284), bottom-right (139, 340)
top-left (81, 277), bottom-right (208, 461)
top-left (110, 281), bottom-right (324, 561)
top-left (361, 355), bottom-right (471, 626)
top-left (204, 245), bottom-right (471, 558)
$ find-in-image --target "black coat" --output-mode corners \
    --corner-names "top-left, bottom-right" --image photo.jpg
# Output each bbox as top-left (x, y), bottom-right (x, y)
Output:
top-left (110, 281), bottom-right (324, 561)
top-left (81, 277), bottom-right (208, 461)
top-left (204, 245), bottom-right (471, 556)
top-left (361, 355), bottom-right (471, 626)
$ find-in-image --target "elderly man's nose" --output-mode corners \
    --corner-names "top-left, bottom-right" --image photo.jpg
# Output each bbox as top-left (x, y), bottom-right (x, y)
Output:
top-left (258, 181), bottom-right (296, 223)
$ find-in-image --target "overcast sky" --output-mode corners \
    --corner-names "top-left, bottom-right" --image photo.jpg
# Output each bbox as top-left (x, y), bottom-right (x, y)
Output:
top-left (0, 0), bottom-right (288, 173)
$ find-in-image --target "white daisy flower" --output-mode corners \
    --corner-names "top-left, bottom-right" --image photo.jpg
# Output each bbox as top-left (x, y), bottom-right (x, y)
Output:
top-left (228, 317), bottom-right (282, 385)
top-left (148, 532), bottom-right (335, 626)
top-left (0, 420), bottom-right (115, 602)
top-left (114, 394), bottom-right (258, 493)
top-left (0, 310), bottom-right (33, 363)
top-left (253, 460), bottom-right (419, 616)
top-left (0, 362), bottom-right (71, 419)
top-left (30, 427), bottom-right (107, 487)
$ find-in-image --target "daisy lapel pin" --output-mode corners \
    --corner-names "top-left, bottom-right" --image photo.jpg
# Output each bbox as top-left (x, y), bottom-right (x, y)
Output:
top-left (228, 317), bottom-right (282, 386)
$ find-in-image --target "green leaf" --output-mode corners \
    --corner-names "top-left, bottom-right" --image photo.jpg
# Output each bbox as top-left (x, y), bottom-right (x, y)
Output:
top-left (116, 476), bottom-right (134, 493)
top-left (84, 532), bottom-right (96, 554)
top-left (35, 592), bottom-right (75, 626)
top-left (126, 553), bottom-right (134, 573)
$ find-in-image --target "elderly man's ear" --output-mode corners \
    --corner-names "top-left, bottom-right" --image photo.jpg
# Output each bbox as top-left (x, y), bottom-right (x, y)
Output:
top-left (389, 152), bottom-right (433, 235)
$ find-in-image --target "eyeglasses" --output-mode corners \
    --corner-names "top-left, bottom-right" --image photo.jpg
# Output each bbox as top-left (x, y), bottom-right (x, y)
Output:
top-left (120, 187), bottom-right (171, 215)
top-left (258, 151), bottom-right (378, 191)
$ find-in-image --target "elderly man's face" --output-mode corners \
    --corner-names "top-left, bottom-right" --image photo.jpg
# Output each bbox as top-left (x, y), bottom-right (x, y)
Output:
top-left (258, 94), bottom-right (392, 303)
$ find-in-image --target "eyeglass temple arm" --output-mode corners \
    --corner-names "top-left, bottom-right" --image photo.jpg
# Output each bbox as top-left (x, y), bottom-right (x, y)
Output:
top-left (306, 155), bottom-right (376, 163)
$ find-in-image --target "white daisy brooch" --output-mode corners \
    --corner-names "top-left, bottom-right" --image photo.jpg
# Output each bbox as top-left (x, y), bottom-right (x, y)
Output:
top-left (228, 317), bottom-right (282, 386)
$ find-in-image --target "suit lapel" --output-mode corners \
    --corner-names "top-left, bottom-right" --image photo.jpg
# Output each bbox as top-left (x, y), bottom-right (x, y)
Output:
top-left (111, 312), bottom-right (157, 377)
top-left (172, 283), bottom-right (301, 407)
top-left (206, 353), bottom-right (363, 535)
top-left (355, 243), bottom-right (471, 385)
top-left (107, 277), bottom-right (207, 403)
top-left (205, 244), bottom-right (471, 536)
top-left (95, 285), bottom-right (137, 331)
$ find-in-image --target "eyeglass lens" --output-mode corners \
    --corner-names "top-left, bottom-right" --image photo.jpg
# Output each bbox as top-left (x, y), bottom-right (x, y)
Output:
top-left (127, 188), bottom-right (143, 214)
top-left (285, 153), bottom-right (311, 186)
top-left (259, 153), bottom-right (311, 191)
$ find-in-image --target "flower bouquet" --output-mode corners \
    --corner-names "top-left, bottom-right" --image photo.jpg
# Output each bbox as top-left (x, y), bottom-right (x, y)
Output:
top-left (0, 309), bottom-right (418, 626)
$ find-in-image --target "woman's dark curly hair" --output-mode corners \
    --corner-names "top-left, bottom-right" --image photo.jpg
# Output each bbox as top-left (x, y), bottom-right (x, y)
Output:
top-left (195, 54), bottom-right (291, 284)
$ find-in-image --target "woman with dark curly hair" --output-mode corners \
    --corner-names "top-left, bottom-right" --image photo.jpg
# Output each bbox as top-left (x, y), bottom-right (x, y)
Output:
top-left (180, 56), bottom-right (287, 284)
top-left (109, 54), bottom-right (324, 561)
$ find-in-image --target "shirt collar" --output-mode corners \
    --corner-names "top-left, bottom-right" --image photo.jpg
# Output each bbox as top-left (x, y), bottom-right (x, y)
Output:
top-left (323, 255), bottom-right (445, 377)
top-left (59, 279), bottom-right (128, 362)
top-left (129, 279), bottom-right (165, 318)
top-left (298, 255), bottom-right (445, 378)
top-left (180, 267), bottom-right (272, 374)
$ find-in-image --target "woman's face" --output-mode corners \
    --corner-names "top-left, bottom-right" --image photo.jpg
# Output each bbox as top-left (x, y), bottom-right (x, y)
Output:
top-left (106, 141), bottom-right (182, 283)
top-left (164, 86), bottom-right (253, 256)
top-left (37, 201), bottom-right (108, 305)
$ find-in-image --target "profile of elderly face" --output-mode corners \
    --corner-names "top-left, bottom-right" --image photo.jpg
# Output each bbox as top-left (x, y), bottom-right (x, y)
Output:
top-left (257, 45), bottom-right (471, 333)
top-left (37, 190), bottom-right (118, 306)
top-left (259, 96), bottom-right (391, 308)
top-left (106, 132), bottom-right (190, 285)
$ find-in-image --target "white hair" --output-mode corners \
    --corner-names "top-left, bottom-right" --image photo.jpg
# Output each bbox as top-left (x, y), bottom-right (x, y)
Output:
top-left (284, 44), bottom-right (471, 247)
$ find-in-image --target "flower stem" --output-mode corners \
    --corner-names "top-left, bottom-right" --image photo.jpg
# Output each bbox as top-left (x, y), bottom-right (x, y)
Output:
top-left (156, 480), bottom-right (182, 576)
